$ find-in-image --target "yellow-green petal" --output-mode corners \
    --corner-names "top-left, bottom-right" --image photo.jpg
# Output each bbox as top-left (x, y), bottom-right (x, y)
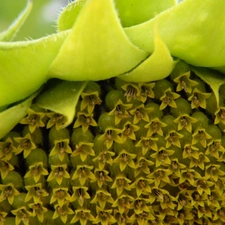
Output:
top-left (0, 31), bottom-right (68, 107)
top-left (125, 0), bottom-right (225, 67)
top-left (57, 0), bottom-right (86, 32)
top-left (114, 0), bottom-right (176, 27)
top-left (36, 80), bottom-right (87, 128)
top-left (49, 0), bottom-right (148, 81)
top-left (118, 29), bottom-right (176, 82)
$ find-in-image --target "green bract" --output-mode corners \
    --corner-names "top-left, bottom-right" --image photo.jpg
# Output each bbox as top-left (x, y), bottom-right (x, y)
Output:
top-left (0, 0), bottom-right (225, 139)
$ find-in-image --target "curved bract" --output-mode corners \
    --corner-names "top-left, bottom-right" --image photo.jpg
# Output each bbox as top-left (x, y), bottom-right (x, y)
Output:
top-left (36, 80), bottom-right (87, 129)
top-left (57, 0), bottom-right (177, 31)
top-left (114, 0), bottom-right (177, 27)
top-left (0, 92), bottom-right (37, 139)
top-left (49, 0), bottom-right (149, 81)
top-left (118, 28), bottom-right (177, 82)
top-left (125, 0), bottom-right (225, 67)
top-left (57, 0), bottom-right (86, 32)
top-left (0, 0), bottom-right (225, 139)
top-left (0, 32), bottom-right (68, 107)
top-left (0, 0), bottom-right (32, 42)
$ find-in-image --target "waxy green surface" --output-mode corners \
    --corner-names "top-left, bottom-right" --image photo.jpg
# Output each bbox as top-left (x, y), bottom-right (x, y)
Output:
top-left (1, 0), bottom-right (225, 138)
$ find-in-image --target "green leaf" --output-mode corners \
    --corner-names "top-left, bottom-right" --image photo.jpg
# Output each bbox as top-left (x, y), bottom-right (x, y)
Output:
top-left (118, 28), bottom-right (177, 82)
top-left (57, 0), bottom-right (86, 32)
top-left (0, 31), bottom-right (68, 107)
top-left (0, 0), bottom-right (32, 42)
top-left (49, 0), bottom-right (148, 81)
top-left (125, 0), bottom-right (225, 68)
top-left (57, 0), bottom-right (176, 30)
top-left (114, 0), bottom-right (177, 27)
top-left (0, 92), bottom-right (37, 139)
top-left (36, 80), bottom-right (87, 128)
top-left (192, 67), bottom-right (225, 108)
